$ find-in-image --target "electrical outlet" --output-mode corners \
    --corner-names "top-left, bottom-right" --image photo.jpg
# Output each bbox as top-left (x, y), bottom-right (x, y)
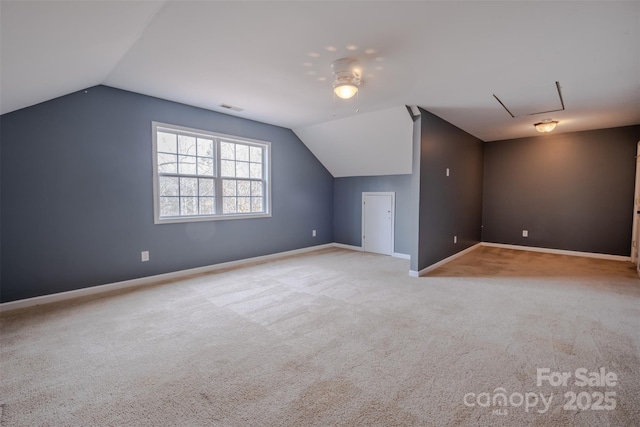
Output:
top-left (454, 235), bottom-right (457, 244)
top-left (141, 251), bottom-right (150, 262)
top-left (312, 229), bottom-right (317, 237)
top-left (522, 230), bottom-right (528, 238)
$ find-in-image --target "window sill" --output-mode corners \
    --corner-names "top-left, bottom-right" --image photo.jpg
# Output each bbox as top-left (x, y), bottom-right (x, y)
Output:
top-left (154, 212), bottom-right (272, 224)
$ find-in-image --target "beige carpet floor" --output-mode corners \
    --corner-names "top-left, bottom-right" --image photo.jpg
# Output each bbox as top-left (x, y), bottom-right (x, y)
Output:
top-left (1, 246), bottom-right (639, 426)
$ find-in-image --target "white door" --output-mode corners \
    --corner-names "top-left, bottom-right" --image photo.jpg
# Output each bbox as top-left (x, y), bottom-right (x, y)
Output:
top-left (362, 192), bottom-right (394, 255)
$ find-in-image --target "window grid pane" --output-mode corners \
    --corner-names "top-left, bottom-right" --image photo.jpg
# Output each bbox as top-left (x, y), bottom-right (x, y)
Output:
top-left (157, 153), bottom-right (177, 174)
top-left (219, 178), bottom-right (265, 215)
top-left (251, 197), bottom-right (263, 213)
top-left (221, 160), bottom-right (235, 177)
top-left (155, 124), bottom-right (268, 221)
top-left (223, 197), bottom-right (236, 214)
top-left (157, 132), bottom-right (177, 153)
top-left (160, 197), bottom-right (179, 217)
top-left (199, 197), bottom-right (215, 215)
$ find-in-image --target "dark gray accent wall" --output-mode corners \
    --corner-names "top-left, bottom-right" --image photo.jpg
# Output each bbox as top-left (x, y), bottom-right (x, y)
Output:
top-left (415, 108), bottom-right (484, 271)
top-left (482, 125), bottom-right (640, 256)
top-left (333, 175), bottom-right (412, 255)
top-left (0, 85), bottom-right (333, 303)
top-left (0, 121), bottom-right (2, 293)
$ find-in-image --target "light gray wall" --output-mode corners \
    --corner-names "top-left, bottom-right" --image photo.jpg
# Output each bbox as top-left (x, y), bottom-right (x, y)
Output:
top-left (482, 125), bottom-right (640, 255)
top-left (0, 86), bottom-right (334, 303)
top-left (414, 108), bottom-right (484, 271)
top-left (333, 175), bottom-right (412, 255)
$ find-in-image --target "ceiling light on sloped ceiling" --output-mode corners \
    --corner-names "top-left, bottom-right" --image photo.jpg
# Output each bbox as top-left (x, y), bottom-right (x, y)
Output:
top-left (534, 119), bottom-right (559, 133)
top-left (331, 58), bottom-right (361, 99)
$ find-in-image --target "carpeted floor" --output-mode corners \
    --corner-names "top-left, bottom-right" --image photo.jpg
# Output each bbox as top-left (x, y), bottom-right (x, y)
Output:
top-left (1, 246), bottom-right (639, 426)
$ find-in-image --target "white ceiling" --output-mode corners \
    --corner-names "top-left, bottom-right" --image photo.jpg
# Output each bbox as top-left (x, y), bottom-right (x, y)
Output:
top-left (2, 1), bottom-right (639, 177)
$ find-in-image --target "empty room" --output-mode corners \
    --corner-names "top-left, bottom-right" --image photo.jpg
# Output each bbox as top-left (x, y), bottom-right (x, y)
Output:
top-left (1, 1), bottom-right (639, 426)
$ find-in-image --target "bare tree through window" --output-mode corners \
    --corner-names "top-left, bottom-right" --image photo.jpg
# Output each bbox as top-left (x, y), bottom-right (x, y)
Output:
top-left (153, 122), bottom-right (269, 223)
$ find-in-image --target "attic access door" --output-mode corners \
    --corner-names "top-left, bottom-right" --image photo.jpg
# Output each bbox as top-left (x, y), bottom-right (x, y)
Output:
top-left (362, 192), bottom-right (395, 256)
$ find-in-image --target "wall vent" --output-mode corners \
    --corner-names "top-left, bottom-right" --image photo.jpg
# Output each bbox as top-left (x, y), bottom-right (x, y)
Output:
top-left (218, 103), bottom-right (245, 112)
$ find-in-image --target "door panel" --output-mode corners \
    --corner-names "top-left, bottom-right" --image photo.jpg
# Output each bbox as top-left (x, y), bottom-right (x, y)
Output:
top-left (363, 194), bottom-right (393, 255)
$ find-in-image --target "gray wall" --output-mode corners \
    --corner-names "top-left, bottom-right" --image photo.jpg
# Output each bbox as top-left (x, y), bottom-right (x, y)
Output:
top-left (333, 175), bottom-right (412, 255)
top-left (0, 124), bottom-right (2, 292)
top-left (0, 85), bottom-right (334, 303)
top-left (482, 125), bottom-right (640, 256)
top-left (414, 108), bottom-right (484, 271)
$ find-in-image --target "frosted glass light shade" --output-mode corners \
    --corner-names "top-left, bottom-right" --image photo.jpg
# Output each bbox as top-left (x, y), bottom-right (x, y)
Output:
top-left (334, 83), bottom-right (358, 99)
top-left (534, 119), bottom-right (559, 133)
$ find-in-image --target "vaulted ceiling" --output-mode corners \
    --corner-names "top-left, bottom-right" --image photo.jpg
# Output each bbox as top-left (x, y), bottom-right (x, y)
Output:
top-left (2, 1), bottom-right (639, 177)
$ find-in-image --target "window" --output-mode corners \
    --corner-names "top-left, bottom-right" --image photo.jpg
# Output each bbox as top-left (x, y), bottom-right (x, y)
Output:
top-left (152, 122), bottom-right (270, 223)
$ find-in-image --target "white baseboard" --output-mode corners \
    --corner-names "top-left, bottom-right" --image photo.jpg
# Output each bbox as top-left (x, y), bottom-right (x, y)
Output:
top-left (333, 243), bottom-right (363, 252)
top-left (5, 240), bottom-right (626, 312)
top-left (392, 252), bottom-right (410, 260)
top-left (481, 242), bottom-right (631, 262)
top-left (410, 243), bottom-right (482, 277)
top-left (0, 243), bottom-right (335, 312)
top-left (333, 243), bottom-right (409, 260)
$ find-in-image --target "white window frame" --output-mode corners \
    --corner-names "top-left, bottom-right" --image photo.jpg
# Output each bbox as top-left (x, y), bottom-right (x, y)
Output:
top-left (152, 121), bottom-right (271, 224)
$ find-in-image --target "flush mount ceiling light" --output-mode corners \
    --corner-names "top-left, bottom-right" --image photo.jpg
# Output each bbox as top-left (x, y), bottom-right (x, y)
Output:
top-left (534, 119), bottom-right (559, 133)
top-left (331, 58), bottom-right (361, 99)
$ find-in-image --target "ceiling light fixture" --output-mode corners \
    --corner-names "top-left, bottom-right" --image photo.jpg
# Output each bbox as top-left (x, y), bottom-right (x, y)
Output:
top-left (331, 58), bottom-right (361, 100)
top-left (534, 119), bottom-right (559, 133)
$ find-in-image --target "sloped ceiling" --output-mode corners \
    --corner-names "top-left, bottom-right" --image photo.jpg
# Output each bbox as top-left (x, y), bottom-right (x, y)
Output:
top-left (1, 1), bottom-right (639, 177)
top-left (293, 106), bottom-right (413, 177)
top-left (0, 1), bottom-right (164, 116)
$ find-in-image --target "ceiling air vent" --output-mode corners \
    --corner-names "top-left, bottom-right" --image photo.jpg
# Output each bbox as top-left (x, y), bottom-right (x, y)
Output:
top-left (218, 103), bottom-right (244, 112)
